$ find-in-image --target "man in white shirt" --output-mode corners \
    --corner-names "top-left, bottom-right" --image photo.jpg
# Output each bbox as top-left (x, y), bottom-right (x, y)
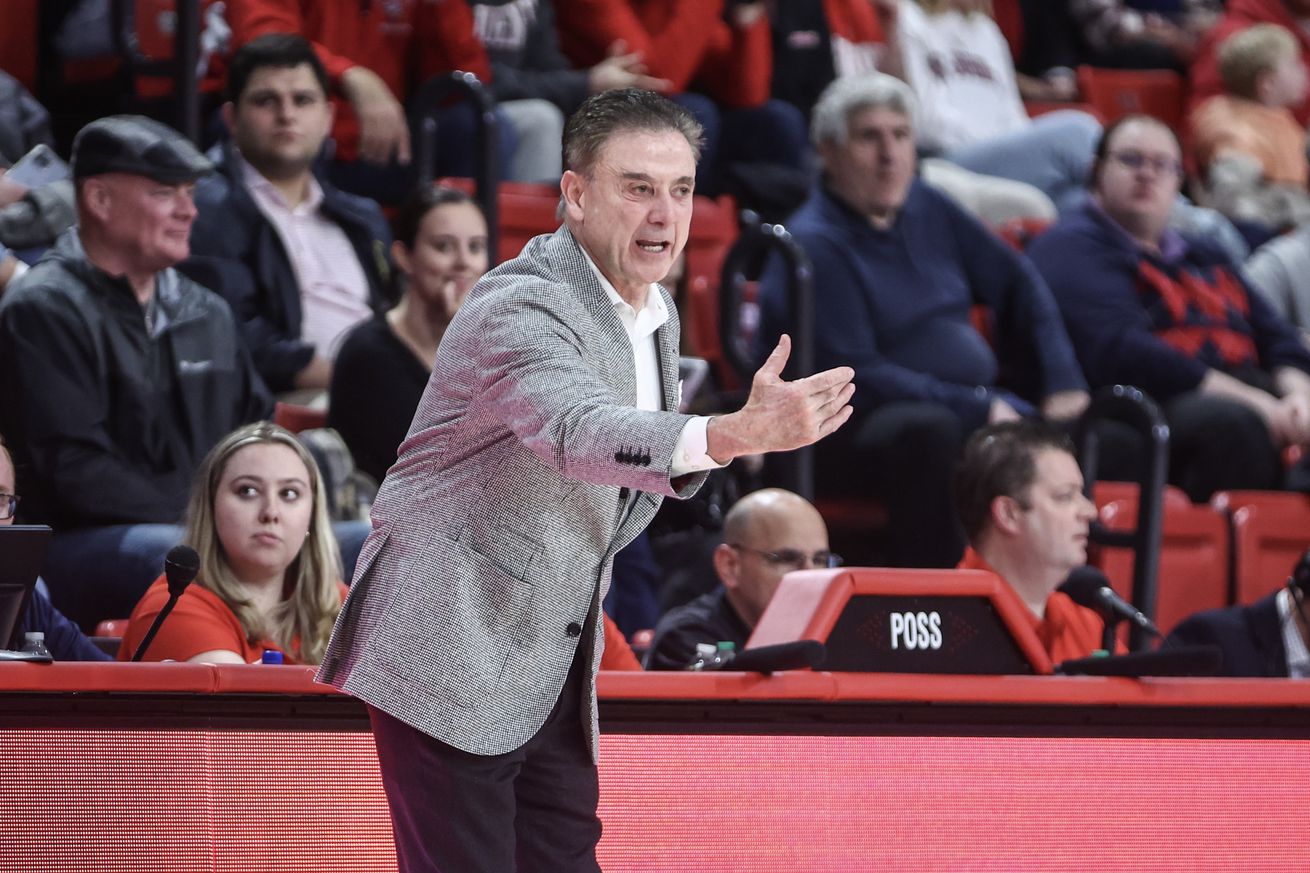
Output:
top-left (186, 33), bottom-right (393, 395)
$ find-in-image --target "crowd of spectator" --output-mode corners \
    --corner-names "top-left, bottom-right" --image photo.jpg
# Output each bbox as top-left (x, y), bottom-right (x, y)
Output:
top-left (4, 0), bottom-right (1310, 674)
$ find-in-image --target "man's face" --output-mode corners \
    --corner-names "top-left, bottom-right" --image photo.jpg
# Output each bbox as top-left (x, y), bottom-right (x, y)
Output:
top-left (720, 502), bottom-right (832, 628)
top-left (1093, 119), bottom-right (1182, 243)
top-left (819, 105), bottom-right (916, 224)
top-left (0, 451), bottom-right (14, 527)
top-left (561, 129), bottom-right (696, 302)
top-left (1013, 449), bottom-right (1096, 578)
top-left (88, 173), bottom-right (198, 272)
top-left (227, 63), bottom-right (332, 180)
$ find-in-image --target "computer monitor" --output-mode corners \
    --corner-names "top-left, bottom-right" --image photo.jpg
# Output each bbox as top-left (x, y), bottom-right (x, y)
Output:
top-left (0, 525), bottom-right (52, 650)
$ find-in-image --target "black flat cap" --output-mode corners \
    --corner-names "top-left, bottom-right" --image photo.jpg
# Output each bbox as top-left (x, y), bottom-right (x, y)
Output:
top-left (72, 115), bottom-right (213, 183)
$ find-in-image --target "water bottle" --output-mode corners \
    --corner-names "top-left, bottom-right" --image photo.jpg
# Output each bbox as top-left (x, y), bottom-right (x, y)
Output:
top-left (710, 641), bottom-right (737, 668)
top-left (686, 641), bottom-right (737, 670)
top-left (21, 632), bottom-right (52, 660)
top-left (686, 642), bottom-right (718, 671)
top-left (260, 649), bottom-right (284, 665)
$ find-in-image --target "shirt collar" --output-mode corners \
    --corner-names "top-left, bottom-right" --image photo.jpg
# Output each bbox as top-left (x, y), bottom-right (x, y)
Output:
top-left (235, 148), bottom-right (324, 214)
top-left (579, 245), bottom-right (669, 338)
top-left (1086, 197), bottom-right (1188, 264)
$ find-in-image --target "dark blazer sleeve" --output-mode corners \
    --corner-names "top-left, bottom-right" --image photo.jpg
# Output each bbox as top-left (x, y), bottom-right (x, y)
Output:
top-left (1162, 598), bottom-right (1286, 678)
top-left (16, 588), bottom-right (113, 662)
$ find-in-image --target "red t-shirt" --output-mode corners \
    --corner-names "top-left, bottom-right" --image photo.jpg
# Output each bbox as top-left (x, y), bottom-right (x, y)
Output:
top-left (958, 547), bottom-right (1113, 663)
top-left (118, 575), bottom-right (347, 664)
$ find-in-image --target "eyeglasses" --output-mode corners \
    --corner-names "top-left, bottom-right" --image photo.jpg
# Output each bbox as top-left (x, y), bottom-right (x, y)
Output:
top-left (729, 543), bottom-right (843, 570)
top-left (1107, 150), bottom-right (1183, 177)
top-left (0, 493), bottom-right (19, 521)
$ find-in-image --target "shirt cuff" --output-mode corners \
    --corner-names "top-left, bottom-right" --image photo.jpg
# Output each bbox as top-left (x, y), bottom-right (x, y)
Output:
top-left (670, 416), bottom-right (726, 477)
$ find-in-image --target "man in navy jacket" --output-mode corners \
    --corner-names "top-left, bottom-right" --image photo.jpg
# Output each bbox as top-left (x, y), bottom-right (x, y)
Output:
top-left (185, 34), bottom-right (393, 395)
top-left (756, 73), bottom-right (1088, 567)
top-left (1028, 114), bottom-right (1310, 501)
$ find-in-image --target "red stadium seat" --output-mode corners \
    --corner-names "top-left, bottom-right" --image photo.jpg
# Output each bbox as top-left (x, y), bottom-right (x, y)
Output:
top-left (274, 402), bottom-right (327, 434)
top-left (1212, 490), bottom-right (1310, 605)
top-left (1075, 66), bottom-right (1187, 131)
top-left (0, 0), bottom-right (39, 90)
top-left (1091, 484), bottom-right (1228, 636)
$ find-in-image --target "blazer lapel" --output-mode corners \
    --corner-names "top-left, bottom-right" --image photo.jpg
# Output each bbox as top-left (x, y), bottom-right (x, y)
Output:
top-left (548, 228), bottom-right (637, 404)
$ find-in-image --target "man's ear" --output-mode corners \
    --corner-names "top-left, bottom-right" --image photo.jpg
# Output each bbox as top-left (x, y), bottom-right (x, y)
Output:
top-left (990, 495), bottom-right (1025, 537)
top-left (560, 170), bottom-right (586, 223)
top-left (712, 542), bottom-right (739, 591)
top-left (80, 178), bottom-right (113, 224)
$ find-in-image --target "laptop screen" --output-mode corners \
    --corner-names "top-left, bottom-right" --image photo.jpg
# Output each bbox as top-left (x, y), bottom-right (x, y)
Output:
top-left (0, 525), bottom-right (52, 650)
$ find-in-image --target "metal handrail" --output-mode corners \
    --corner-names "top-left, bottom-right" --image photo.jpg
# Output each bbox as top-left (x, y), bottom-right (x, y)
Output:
top-left (411, 71), bottom-right (501, 265)
top-left (718, 211), bottom-right (817, 498)
top-left (1076, 384), bottom-right (1171, 652)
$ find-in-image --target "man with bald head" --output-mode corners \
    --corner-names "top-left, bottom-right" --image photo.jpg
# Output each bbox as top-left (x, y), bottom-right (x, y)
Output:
top-left (645, 488), bottom-right (838, 670)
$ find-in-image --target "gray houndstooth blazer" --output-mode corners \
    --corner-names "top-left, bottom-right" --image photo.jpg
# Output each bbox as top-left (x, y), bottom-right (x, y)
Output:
top-left (317, 225), bottom-right (708, 758)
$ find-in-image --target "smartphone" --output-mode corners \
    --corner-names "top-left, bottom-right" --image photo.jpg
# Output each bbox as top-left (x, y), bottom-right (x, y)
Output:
top-left (5, 144), bottom-right (71, 189)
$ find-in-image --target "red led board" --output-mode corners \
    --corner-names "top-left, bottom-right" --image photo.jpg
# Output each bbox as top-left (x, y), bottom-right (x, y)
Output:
top-left (3, 729), bottom-right (1309, 870)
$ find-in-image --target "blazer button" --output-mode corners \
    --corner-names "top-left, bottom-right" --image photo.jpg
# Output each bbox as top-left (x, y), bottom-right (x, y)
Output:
top-left (618, 487), bottom-right (630, 500)
top-left (566, 622), bottom-right (583, 637)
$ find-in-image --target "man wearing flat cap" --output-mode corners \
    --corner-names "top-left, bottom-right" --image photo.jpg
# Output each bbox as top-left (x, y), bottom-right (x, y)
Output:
top-left (0, 115), bottom-right (274, 631)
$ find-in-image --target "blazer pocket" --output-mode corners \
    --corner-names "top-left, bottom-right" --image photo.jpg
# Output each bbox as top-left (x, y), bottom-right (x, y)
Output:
top-left (381, 527), bottom-right (540, 709)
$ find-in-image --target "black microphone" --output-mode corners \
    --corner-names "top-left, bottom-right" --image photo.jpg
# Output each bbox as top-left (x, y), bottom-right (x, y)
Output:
top-left (1059, 566), bottom-right (1161, 636)
top-left (709, 640), bottom-right (826, 674)
top-left (130, 545), bottom-right (201, 662)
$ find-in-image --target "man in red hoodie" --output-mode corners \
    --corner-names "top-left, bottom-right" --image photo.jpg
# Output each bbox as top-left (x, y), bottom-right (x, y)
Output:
top-left (1192, 0), bottom-right (1310, 125)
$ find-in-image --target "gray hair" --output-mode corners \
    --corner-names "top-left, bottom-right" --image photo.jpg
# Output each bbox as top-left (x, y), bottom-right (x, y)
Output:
top-left (810, 73), bottom-right (918, 148)
top-left (562, 88), bottom-right (704, 177)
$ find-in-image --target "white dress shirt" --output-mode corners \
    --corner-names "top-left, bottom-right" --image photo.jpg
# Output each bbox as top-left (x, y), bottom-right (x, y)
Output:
top-left (581, 251), bottom-right (724, 477)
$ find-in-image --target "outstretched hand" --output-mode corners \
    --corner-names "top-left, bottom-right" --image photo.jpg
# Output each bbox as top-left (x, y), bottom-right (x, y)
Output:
top-left (706, 335), bottom-right (855, 464)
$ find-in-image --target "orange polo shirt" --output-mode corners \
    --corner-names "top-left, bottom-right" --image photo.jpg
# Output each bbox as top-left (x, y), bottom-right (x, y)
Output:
top-left (1190, 95), bottom-right (1309, 186)
top-left (958, 548), bottom-right (1113, 663)
top-left (118, 575), bottom-right (348, 664)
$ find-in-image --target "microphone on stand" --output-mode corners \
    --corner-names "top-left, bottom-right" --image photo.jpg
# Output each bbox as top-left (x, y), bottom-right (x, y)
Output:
top-left (1059, 566), bottom-right (1161, 637)
top-left (130, 545), bottom-right (201, 662)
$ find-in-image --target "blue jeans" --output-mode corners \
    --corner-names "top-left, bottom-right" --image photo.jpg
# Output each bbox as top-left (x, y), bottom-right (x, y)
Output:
top-left (42, 520), bottom-right (372, 632)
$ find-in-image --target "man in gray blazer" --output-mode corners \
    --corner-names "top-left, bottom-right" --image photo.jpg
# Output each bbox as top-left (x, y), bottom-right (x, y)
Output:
top-left (317, 88), bottom-right (855, 873)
